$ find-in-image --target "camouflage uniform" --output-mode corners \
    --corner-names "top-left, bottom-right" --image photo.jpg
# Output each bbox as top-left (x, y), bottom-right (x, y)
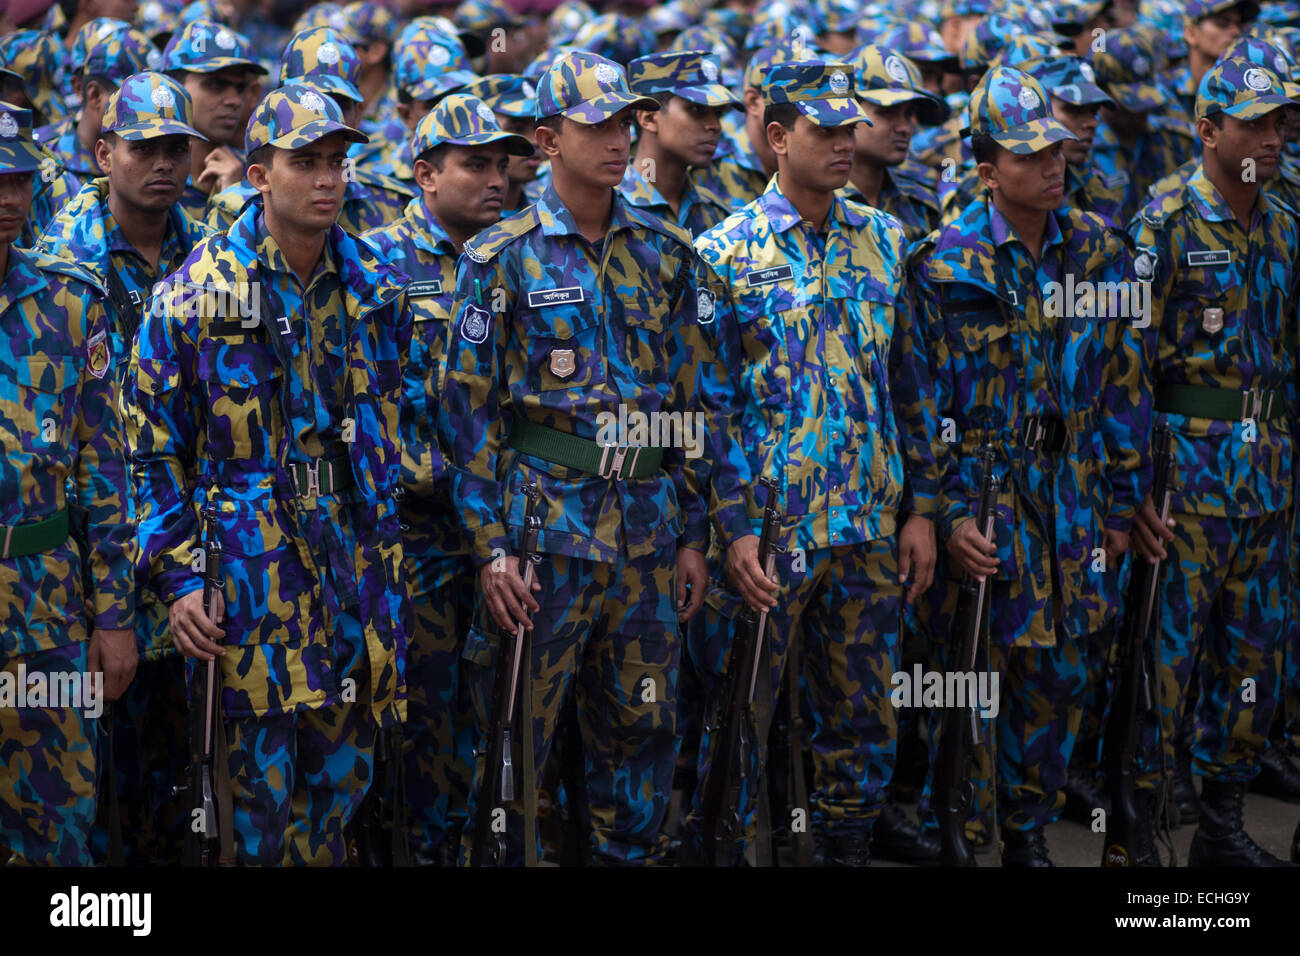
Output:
top-left (0, 106), bottom-right (135, 867)
top-left (437, 53), bottom-right (736, 866)
top-left (132, 87), bottom-right (409, 866)
top-left (363, 96), bottom-right (532, 865)
top-left (458, 74), bottom-right (542, 217)
top-left (682, 62), bottom-right (942, 862)
top-left (345, 2), bottom-right (406, 155)
top-left (1127, 62), bottom-right (1298, 861)
top-left (909, 69), bottom-right (1150, 850)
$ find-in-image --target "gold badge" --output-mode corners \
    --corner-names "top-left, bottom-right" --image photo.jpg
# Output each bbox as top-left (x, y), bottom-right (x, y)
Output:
top-left (550, 349), bottom-right (575, 379)
top-left (1201, 308), bottom-right (1224, 334)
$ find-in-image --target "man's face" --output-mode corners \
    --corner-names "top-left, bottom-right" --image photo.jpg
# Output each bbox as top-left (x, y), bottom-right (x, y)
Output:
top-left (647, 96), bottom-right (726, 168)
top-left (1052, 99), bottom-right (1101, 165)
top-left (1204, 108), bottom-right (1285, 180)
top-left (497, 112), bottom-right (541, 184)
top-left (771, 113), bottom-right (856, 192)
top-left (817, 30), bottom-right (858, 56)
top-left (980, 141), bottom-right (1067, 211)
top-left (538, 110), bottom-right (635, 188)
top-left (252, 132), bottom-right (351, 233)
top-left (1104, 0), bottom-right (1139, 27)
top-left (1186, 8), bottom-right (1245, 61)
top-left (98, 134), bottom-right (192, 212)
top-left (854, 101), bottom-right (919, 167)
top-left (182, 68), bottom-right (255, 145)
top-left (397, 96), bottom-right (436, 132)
top-left (418, 143), bottom-right (509, 233)
top-left (917, 62), bottom-right (946, 97)
top-left (0, 171), bottom-right (35, 245)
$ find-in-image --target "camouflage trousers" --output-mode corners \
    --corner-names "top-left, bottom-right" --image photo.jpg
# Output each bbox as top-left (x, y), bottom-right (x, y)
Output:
top-left (916, 570), bottom-right (1088, 834)
top-left (683, 537), bottom-right (903, 855)
top-left (400, 559), bottom-right (475, 861)
top-left (1136, 511), bottom-right (1287, 789)
top-left (0, 642), bottom-right (96, 866)
top-left (222, 606), bottom-right (376, 866)
top-left (90, 647), bottom-right (188, 866)
top-left (460, 547), bottom-right (679, 867)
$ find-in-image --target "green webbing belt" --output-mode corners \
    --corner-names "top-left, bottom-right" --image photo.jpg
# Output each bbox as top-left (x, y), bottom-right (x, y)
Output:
top-left (1155, 384), bottom-right (1284, 421)
top-left (0, 508), bottom-right (69, 559)
top-left (509, 420), bottom-right (664, 479)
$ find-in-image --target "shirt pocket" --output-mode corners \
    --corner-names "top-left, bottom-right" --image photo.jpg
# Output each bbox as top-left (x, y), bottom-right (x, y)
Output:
top-left (518, 301), bottom-right (605, 392)
top-left (213, 498), bottom-right (310, 646)
top-left (733, 284), bottom-right (795, 410)
top-left (8, 353), bottom-right (78, 455)
top-left (941, 290), bottom-right (1013, 424)
top-left (1168, 267), bottom-right (1236, 354)
top-left (197, 340), bottom-right (284, 461)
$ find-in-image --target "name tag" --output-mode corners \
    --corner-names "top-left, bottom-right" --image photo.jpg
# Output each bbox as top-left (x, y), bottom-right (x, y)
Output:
top-left (744, 264), bottom-right (794, 287)
top-left (1102, 170), bottom-right (1130, 189)
top-left (1186, 250), bottom-right (1231, 267)
top-left (407, 279), bottom-right (443, 297)
top-left (527, 286), bottom-right (585, 307)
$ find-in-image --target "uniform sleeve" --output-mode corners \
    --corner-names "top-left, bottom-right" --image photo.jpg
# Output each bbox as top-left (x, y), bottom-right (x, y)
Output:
top-left (131, 280), bottom-right (203, 604)
top-left (73, 293), bottom-right (136, 629)
top-left (437, 255), bottom-right (514, 566)
top-left (888, 265), bottom-right (940, 519)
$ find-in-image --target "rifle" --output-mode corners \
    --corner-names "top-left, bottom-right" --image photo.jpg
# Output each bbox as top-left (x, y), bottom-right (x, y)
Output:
top-left (698, 475), bottom-right (783, 867)
top-left (933, 445), bottom-right (1001, 867)
top-left (470, 481), bottom-right (542, 867)
top-left (1101, 423), bottom-right (1175, 867)
top-left (184, 505), bottom-right (223, 867)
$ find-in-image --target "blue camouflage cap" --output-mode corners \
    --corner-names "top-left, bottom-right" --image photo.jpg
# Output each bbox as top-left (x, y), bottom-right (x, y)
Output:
top-left (874, 23), bottom-right (957, 69)
top-left (454, 0), bottom-right (528, 33)
top-left (0, 104), bottom-right (47, 174)
top-left (744, 2), bottom-right (821, 53)
top-left (571, 13), bottom-right (657, 66)
top-left (1027, 54), bottom-right (1116, 107)
top-left (411, 92), bottom-right (534, 157)
top-left (851, 46), bottom-right (949, 124)
top-left (292, 2), bottom-right (358, 40)
top-left (1223, 35), bottom-right (1300, 99)
top-left (820, 0), bottom-right (863, 34)
top-left (136, 0), bottom-right (180, 41)
top-left (101, 71), bottom-right (207, 139)
top-left (763, 60), bottom-right (873, 127)
top-left (280, 27), bottom-right (364, 103)
top-left (745, 39), bottom-right (825, 92)
top-left (547, 0), bottom-right (595, 46)
top-left (162, 18), bottom-right (268, 74)
top-left (76, 19), bottom-right (162, 80)
top-left (534, 50), bottom-right (658, 123)
top-left (1090, 26), bottom-right (1166, 111)
top-left (244, 82), bottom-right (369, 155)
top-left (1186, 0), bottom-right (1259, 25)
top-left (344, 1), bottom-right (402, 45)
top-left (1195, 56), bottom-right (1297, 119)
top-left (994, 33), bottom-right (1074, 71)
top-left (394, 19), bottom-right (477, 101)
top-left (459, 74), bottom-right (538, 117)
top-left (647, 4), bottom-right (697, 37)
top-left (627, 51), bottom-right (743, 110)
top-left (0, 31), bottom-right (67, 126)
top-left (939, 0), bottom-right (991, 17)
top-left (959, 14), bottom-right (1028, 71)
top-left (965, 65), bottom-right (1077, 152)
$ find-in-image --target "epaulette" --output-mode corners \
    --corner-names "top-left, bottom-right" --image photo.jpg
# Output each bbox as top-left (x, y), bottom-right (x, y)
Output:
top-left (892, 170), bottom-right (941, 211)
top-left (462, 204), bottom-right (541, 264)
top-left (31, 249), bottom-right (104, 295)
top-left (1136, 176), bottom-right (1192, 231)
top-left (357, 168), bottom-right (416, 198)
top-left (693, 178), bottom-right (732, 214)
top-left (623, 201), bottom-right (694, 250)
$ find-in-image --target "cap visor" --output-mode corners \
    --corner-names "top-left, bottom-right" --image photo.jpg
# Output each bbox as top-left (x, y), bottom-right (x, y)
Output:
top-left (859, 88), bottom-right (951, 124)
top-left (992, 116), bottom-right (1078, 155)
top-left (0, 141), bottom-right (47, 173)
top-left (290, 74), bottom-right (364, 103)
top-left (795, 98), bottom-right (873, 128)
top-left (269, 118), bottom-right (370, 149)
top-left (1108, 81), bottom-right (1164, 112)
top-left (1052, 80), bottom-right (1116, 109)
top-left (189, 56), bottom-right (269, 75)
top-left (409, 70), bottom-right (478, 102)
top-left (1223, 95), bottom-right (1297, 120)
top-left (562, 91), bottom-right (660, 124)
top-left (112, 119), bottom-right (209, 142)
top-left (445, 129), bottom-right (535, 156)
top-left (491, 97), bottom-right (535, 117)
top-left (676, 85), bottom-right (745, 110)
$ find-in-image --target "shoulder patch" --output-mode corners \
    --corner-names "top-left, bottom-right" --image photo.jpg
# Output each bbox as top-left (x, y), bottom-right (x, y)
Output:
top-left (463, 204), bottom-right (542, 264)
top-left (32, 250), bottom-right (104, 295)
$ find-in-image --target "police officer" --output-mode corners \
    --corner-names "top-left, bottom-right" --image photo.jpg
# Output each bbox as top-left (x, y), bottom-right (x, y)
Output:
top-left (0, 103), bottom-right (136, 866)
top-left (682, 60), bottom-right (941, 867)
top-left (458, 74), bottom-right (542, 215)
top-left (36, 70), bottom-right (210, 866)
top-left (437, 50), bottom-right (736, 866)
top-left (1169, 0), bottom-right (1257, 116)
top-left (132, 85), bottom-right (409, 865)
top-left (1129, 57), bottom-right (1299, 867)
top-left (843, 45), bottom-right (948, 243)
top-left (623, 50), bottom-right (737, 237)
top-left (910, 66), bottom-right (1149, 866)
top-left (160, 17), bottom-right (268, 220)
top-left (364, 93), bottom-right (531, 866)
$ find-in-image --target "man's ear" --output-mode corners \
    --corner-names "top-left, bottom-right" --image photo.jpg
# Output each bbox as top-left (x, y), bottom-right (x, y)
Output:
top-left (766, 120), bottom-right (789, 156)
top-left (636, 107), bottom-right (659, 136)
top-left (1196, 115), bottom-right (1219, 152)
top-left (94, 137), bottom-right (112, 176)
top-left (534, 122), bottom-right (561, 159)
top-left (413, 156), bottom-right (437, 193)
top-left (976, 160), bottom-right (999, 193)
top-left (744, 87), bottom-right (763, 118)
top-left (247, 158), bottom-right (272, 195)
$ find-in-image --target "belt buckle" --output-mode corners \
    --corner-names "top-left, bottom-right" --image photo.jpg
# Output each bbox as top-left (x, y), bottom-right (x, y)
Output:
top-left (1023, 416), bottom-right (1044, 450)
top-left (1241, 387), bottom-right (1263, 421)
top-left (597, 445), bottom-right (642, 480)
top-left (1, 524), bottom-right (11, 560)
top-left (294, 460), bottom-right (322, 500)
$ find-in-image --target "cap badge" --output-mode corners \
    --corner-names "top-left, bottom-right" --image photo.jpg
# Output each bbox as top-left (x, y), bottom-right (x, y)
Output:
top-left (1079, 61), bottom-right (1095, 82)
top-left (318, 41), bottom-right (341, 65)
top-left (0, 112), bottom-right (16, 139)
top-left (430, 45), bottom-right (451, 66)
top-left (215, 29), bottom-right (237, 50)
top-left (885, 55), bottom-right (909, 84)
top-left (523, 81), bottom-right (536, 97)
top-left (1244, 68), bottom-right (1272, 92)
top-left (1275, 54), bottom-right (1289, 75)
top-left (1131, 54), bottom-right (1149, 76)
top-left (1017, 86), bottom-right (1040, 110)
top-left (151, 85), bottom-right (176, 110)
top-left (476, 101), bottom-right (495, 123)
top-left (595, 62), bottom-right (619, 84)
top-left (829, 70), bottom-right (849, 95)
top-left (300, 90), bottom-right (326, 111)
top-left (702, 59), bottom-right (719, 82)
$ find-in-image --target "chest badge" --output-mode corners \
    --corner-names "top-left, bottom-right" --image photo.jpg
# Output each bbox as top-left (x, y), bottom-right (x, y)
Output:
top-left (87, 330), bottom-right (109, 380)
top-left (1201, 307), bottom-right (1224, 334)
top-left (550, 349), bottom-right (576, 379)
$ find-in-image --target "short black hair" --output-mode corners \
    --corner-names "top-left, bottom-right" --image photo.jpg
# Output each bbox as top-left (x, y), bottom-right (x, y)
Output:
top-left (415, 143), bottom-right (448, 170)
top-left (246, 144), bottom-right (274, 169)
top-left (971, 132), bottom-right (1001, 165)
top-left (1203, 111), bottom-right (1226, 129)
top-left (536, 114), bottom-right (564, 135)
top-left (82, 74), bottom-right (117, 99)
top-left (762, 102), bottom-right (800, 131)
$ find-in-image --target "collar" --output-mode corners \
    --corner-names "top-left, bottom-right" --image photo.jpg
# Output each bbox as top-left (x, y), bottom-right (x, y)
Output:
top-left (757, 174), bottom-right (847, 235)
top-left (1187, 165), bottom-right (1266, 224)
top-left (256, 209), bottom-right (336, 282)
top-left (405, 196), bottom-right (458, 257)
top-left (536, 180), bottom-right (637, 240)
top-left (989, 199), bottom-right (1065, 254)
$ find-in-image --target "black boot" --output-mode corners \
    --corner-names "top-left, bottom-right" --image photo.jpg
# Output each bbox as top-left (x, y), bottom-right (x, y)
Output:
top-left (1188, 778), bottom-right (1298, 867)
top-left (1250, 747), bottom-right (1300, 804)
top-left (1063, 767), bottom-right (1111, 826)
top-left (1001, 827), bottom-right (1053, 867)
top-left (815, 825), bottom-right (871, 867)
top-left (1130, 790), bottom-right (1163, 867)
top-left (872, 803), bottom-right (941, 866)
top-left (1172, 747), bottom-right (1200, 826)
